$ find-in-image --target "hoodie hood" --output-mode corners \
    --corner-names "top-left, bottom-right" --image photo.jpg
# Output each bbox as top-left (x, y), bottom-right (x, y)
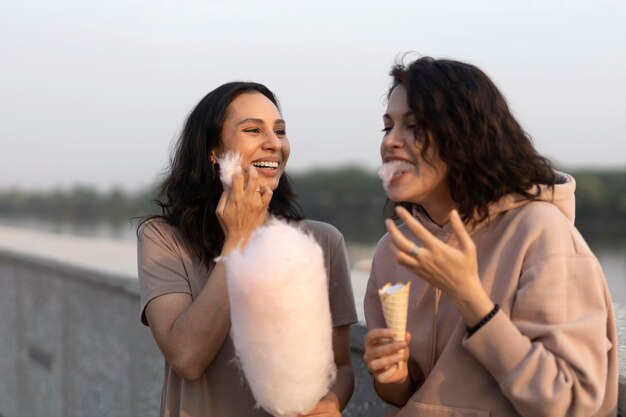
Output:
top-left (484, 171), bottom-right (576, 223)
top-left (413, 171), bottom-right (576, 238)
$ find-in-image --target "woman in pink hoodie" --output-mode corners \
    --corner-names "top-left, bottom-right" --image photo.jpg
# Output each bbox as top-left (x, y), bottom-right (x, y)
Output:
top-left (363, 56), bottom-right (617, 417)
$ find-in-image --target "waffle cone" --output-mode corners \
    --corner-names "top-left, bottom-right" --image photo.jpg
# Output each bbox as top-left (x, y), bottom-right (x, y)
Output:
top-left (378, 282), bottom-right (411, 342)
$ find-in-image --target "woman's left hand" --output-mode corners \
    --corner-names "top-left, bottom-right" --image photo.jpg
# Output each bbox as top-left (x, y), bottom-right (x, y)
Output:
top-left (386, 207), bottom-right (493, 324)
top-left (216, 165), bottom-right (272, 253)
top-left (297, 396), bottom-right (341, 417)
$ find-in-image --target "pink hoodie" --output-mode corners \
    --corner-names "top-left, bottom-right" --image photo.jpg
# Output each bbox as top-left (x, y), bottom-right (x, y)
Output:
top-left (365, 172), bottom-right (618, 417)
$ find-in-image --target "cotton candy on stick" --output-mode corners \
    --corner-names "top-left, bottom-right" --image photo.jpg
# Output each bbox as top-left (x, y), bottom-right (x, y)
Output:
top-left (225, 218), bottom-right (336, 417)
top-left (217, 151), bottom-right (244, 190)
top-left (378, 282), bottom-right (411, 369)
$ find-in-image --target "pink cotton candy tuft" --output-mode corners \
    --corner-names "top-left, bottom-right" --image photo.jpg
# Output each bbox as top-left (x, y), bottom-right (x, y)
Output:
top-left (225, 218), bottom-right (336, 417)
top-left (377, 163), bottom-right (395, 191)
top-left (218, 151), bottom-right (243, 190)
top-left (377, 161), bottom-right (414, 191)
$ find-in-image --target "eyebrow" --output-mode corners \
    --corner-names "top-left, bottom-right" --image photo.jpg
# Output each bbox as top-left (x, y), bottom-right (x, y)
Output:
top-left (236, 118), bottom-right (286, 126)
top-left (383, 112), bottom-right (414, 120)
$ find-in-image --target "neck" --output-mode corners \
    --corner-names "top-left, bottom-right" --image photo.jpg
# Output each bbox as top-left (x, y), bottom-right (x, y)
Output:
top-left (421, 205), bottom-right (452, 227)
top-left (418, 193), bottom-right (456, 227)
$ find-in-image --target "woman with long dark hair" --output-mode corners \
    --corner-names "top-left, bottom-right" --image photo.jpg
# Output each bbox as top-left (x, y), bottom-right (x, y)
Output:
top-left (363, 57), bottom-right (617, 416)
top-left (138, 82), bottom-right (357, 417)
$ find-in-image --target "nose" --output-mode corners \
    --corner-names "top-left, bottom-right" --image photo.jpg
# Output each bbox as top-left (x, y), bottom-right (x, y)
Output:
top-left (381, 127), bottom-right (404, 151)
top-left (263, 131), bottom-right (282, 150)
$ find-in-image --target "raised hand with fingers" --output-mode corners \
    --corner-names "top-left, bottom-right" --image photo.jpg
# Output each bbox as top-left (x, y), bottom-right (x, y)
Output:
top-left (385, 207), bottom-right (494, 327)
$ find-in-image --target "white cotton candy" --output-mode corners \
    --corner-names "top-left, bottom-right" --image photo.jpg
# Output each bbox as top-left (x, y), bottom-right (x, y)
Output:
top-left (217, 151), bottom-right (243, 190)
top-left (377, 163), bottom-right (395, 191)
top-left (225, 218), bottom-right (336, 417)
top-left (377, 161), bottom-right (414, 191)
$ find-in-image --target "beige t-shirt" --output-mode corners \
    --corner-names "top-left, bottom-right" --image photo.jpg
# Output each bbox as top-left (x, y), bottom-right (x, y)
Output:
top-left (138, 218), bottom-right (357, 417)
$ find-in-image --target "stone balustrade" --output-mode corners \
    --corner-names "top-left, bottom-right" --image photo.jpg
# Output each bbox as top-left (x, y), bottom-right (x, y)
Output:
top-left (0, 235), bottom-right (622, 416)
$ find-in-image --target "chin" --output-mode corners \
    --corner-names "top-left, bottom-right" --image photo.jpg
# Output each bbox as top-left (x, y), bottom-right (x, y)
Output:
top-left (262, 179), bottom-right (280, 191)
top-left (385, 188), bottom-right (410, 203)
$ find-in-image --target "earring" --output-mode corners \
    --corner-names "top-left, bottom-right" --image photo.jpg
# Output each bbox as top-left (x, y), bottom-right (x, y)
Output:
top-left (210, 152), bottom-right (218, 165)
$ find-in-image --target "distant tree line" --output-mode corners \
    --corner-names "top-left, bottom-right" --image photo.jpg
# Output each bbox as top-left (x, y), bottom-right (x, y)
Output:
top-left (0, 185), bottom-right (158, 228)
top-left (0, 167), bottom-right (624, 244)
top-left (571, 170), bottom-right (626, 245)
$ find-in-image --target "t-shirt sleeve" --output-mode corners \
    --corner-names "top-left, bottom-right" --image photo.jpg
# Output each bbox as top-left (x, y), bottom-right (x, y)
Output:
top-left (326, 228), bottom-right (358, 328)
top-left (137, 220), bottom-right (192, 326)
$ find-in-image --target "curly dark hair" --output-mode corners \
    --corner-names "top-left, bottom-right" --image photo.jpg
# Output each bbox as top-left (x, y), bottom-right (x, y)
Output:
top-left (142, 82), bottom-right (303, 268)
top-left (388, 56), bottom-right (555, 225)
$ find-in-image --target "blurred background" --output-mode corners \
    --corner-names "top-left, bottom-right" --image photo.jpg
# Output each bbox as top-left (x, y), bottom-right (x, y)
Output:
top-left (0, 0), bottom-right (625, 414)
top-left (1, 0), bottom-right (624, 295)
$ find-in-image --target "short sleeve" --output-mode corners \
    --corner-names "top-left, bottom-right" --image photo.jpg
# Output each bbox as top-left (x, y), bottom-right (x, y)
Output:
top-left (301, 220), bottom-right (358, 328)
top-left (137, 220), bottom-right (192, 326)
top-left (327, 231), bottom-right (358, 327)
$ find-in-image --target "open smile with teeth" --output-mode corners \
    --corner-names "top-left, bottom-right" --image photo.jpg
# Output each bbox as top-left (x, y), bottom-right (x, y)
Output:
top-left (251, 161), bottom-right (279, 170)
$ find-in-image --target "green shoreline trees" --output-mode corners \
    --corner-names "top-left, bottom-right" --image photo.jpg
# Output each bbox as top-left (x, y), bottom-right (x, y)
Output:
top-left (0, 167), bottom-right (624, 244)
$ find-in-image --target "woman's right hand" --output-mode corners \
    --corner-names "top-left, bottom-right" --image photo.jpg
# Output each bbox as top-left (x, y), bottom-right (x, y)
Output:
top-left (216, 165), bottom-right (273, 254)
top-left (363, 328), bottom-right (411, 384)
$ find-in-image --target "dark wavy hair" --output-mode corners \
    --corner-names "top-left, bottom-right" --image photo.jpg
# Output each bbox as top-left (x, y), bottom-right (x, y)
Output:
top-left (142, 81), bottom-right (303, 268)
top-left (388, 56), bottom-right (555, 225)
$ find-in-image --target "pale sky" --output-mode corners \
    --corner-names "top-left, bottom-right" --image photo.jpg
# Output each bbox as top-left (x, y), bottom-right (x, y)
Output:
top-left (1, 0), bottom-right (625, 191)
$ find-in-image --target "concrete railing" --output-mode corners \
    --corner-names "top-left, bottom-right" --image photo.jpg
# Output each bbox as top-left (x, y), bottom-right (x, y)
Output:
top-left (0, 248), bottom-right (623, 417)
top-left (0, 250), bottom-right (162, 417)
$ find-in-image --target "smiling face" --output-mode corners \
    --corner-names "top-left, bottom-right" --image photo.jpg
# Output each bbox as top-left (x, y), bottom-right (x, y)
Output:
top-left (380, 85), bottom-right (454, 223)
top-left (215, 92), bottom-right (290, 190)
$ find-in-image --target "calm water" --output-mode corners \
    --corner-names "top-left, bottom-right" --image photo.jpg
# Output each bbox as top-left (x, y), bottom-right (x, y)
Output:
top-left (1, 217), bottom-right (624, 307)
top-left (595, 245), bottom-right (626, 304)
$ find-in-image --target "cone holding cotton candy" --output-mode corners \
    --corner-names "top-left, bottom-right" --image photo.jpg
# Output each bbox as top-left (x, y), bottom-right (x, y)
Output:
top-left (378, 281), bottom-right (411, 342)
top-left (217, 151), bottom-right (243, 190)
top-left (225, 218), bottom-right (336, 417)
